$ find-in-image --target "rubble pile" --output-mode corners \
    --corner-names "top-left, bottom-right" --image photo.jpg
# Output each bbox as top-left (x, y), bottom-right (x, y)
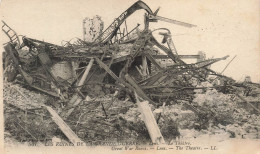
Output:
top-left (4, 82), bottom-right (59, 143)
top-left (191, 83), bottom-right (260, 139)
top-left (3, 82), bottom-right (50, 109)
top-left (2, 0), bottom-right (260, 145)
top-left (3, 74), bottom-right (260, 144)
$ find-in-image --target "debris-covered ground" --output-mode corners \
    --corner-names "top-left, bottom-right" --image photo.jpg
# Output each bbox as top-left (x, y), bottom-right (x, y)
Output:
top-left (4, 79), bottom-right (260, 146)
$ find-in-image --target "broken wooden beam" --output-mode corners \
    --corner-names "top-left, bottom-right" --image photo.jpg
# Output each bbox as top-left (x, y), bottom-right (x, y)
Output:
top-left (100, 57), bottom-right (115, 81)
top-left (95, 57), bottom-right (133, 89)
top-left (144, 52), bottom-right (163, 70)
top-left (95, 57), bottom-right (121, 81)
top-left (142, 55), bottom-right (148, 76)
top-left (150, 36), bottom-right (177, 63)
top-left (45, 106), bottom-right (84, 144)
top-left (4, 44), bottom-right (34, 84)
top-left (125, 74), bottom-right (156, 106)
top-left (152, 54), bottom-right (200, 59)
top-left (236, 93), bottom-right (260, 113)
top-left (142, 85), bottom-right (232, 90)
top-left (77, 58), bottom-right (94, 88)
top-left (135, 92), bottom-right (165, 144)
top-left (63, 58), bottom-right (94, 118)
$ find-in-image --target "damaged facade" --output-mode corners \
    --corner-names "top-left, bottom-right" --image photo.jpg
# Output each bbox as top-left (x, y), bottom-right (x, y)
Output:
top-left (2, 1), bottom-right (260, 145)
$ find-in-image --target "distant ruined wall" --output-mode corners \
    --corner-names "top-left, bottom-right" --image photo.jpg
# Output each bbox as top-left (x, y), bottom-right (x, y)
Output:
top-left (197, 51), bottom-right (206, 62)
top-left (83, 15), bottom-right (104, 42)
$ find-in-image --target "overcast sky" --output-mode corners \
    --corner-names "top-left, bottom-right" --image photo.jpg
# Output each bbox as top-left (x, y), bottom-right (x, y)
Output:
top-left (0, 0), bottom-right (259, 82)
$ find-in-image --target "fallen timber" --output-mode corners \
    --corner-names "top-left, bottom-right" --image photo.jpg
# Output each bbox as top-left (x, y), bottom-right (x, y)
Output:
top-left (3, 0), bottom-right (259, 144)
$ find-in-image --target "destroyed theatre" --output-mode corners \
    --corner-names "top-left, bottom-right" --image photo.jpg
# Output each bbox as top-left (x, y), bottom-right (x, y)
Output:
top-left (2, 1), bottom-right (260, 145)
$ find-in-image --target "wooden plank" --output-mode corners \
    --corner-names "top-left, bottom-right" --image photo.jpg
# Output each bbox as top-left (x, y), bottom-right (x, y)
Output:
top-left (95, 58), bottom-right (140, 102)
top-left (38, 52), bottom-right (52, 67)
top-left (151, 75), bottom-right (168, 86)
top-left (142, 55), bottom-right (148, 76)
top-left (77, 58), bottom-right (94, 87)
top-left (100, 57), bottom-right (115, 81)
top-left (145, 52), bottom-right (163, 70)
top-left (65, 97), bottom-right (83, 118)
top-left (64, 59), bottom-right (94, 118)
top-left (95, 57), bottom-right (133, 89)
top-left (45, 106), bottom-right (84, 144)
top-left (111, 55), bottom-right (128, 63)
top-left (95, 58), bottom-right (120, 81)
top-left (125, 74), bottom-right (156, 106)
top-left (29, 85), bottom-right (60, 97)
top-left (135, 93), bottom-right (165, 144)
top-left (146, 74), bottom-right (167, 86)
top-left (150, 37), bottom-right (177, 63)
top-left (236, 93), bottom-right (260, 113)
top-left (152, 54), bottom-right (200, 59)
top-left (4, 44), bottom-right (33, 84)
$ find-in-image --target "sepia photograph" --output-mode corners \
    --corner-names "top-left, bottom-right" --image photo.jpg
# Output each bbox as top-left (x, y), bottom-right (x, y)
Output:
top-left (0, 0), bottom-right (259, 153)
